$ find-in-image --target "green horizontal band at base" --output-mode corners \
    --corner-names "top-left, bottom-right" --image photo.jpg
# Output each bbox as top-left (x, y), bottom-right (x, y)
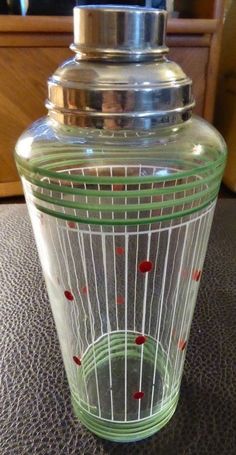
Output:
top-left (72, 392), bottom-right (179, 442)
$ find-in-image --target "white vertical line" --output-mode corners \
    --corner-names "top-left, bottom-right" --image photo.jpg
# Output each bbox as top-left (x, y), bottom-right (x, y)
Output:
top-left (111, 166), bottom-right (119, 331)
top-left (171, 215), bottom-right (203, 390)
top-left (60, 224), bottom-right (90, 355)
top-left (124, 233), bottom-right (129, 422)
top-left (81, 168), bottom-right (89, 220)
top-left (160, 223), bottom-right (189, 408)
top-left (96, 167), bottom-right (102, 222)
top-left (149, 167), bottom-right (155, 221)
top-left (55, 184), bottom-right (90, 407)
top-left (197, 204), bottom-right (215, 271)
top-left (101, 234), bottom-right (114, 420)
top-left (148, 179), bottom-right (165, 335)
top-left (176, 206), bottom-right (214, 382)
top-left (124, 164), bottom-right (128, 422)
top-left (160, 222), bottom-right (182, 342)
top-left (87, 234), bottom-right (104, 335)
top-left (58, 175), bottom-right (93, 410)
top-left (68, 169), bottom-right (88, 355)
top-left (46, 179), bottom-right (84, 397)
top-left (146, 167), bottom-right (155, 333)
top-left (96, 167), bottom-right (104, 335)
top-left (150, 228), bottom-right (172, 415)
top-left (170, 178), bottom-right (178, 228)
top-left (80, 231), bottom-right (101, 418)
top-left (138, 230), bottom-right (152, 420)
top-left (50, 177), bottom-right (85, 360)
top-left (133, 164), bottom-right (141, 331)
top-left (58, 177), bottom-right (90, 350)
top-left (174, 186), bottom-right (196, 319)
top-left (81, 168), bottom-right (103, 335)
top-left (184, 205), bottom-right (214, 330)
top-left (82, 168), bottom-right (103, 331)
top-left (63, 220), bottom-right (90, 347)
top-left (74, 231), bottom-right (91, 350)
top-left (124, 164), bottom-right (128, 221)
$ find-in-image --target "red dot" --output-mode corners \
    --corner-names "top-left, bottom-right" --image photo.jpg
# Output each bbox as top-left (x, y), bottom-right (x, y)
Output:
top-left (135, 335), bottom-right (146, 345)
top-left (178, 339), bottom-right (187, 351)
top-left (73, 356), bottom-right (81, 366)
top-left (113, 184), bottom-right (125, 191)
top-left (81, 286), bottom-right (88, 295)
top-left (133, 391), bottom-right (144, 400)
top-left (139, 261), bottom-right (153, 273)
top-left (192, 270), bottom-right (201, 282)
top-left (67, 221), bottom-right (76, 229)
top-left (116, 296), bottom-right (125, 305)
top-left (64, 290), bottom-right (74, 301)
top-left (115, 247), bottom-right (125, 256)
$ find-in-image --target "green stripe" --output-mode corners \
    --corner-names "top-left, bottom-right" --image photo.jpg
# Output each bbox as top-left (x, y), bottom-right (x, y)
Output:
top-left (17, 154), bottom-right (225, 185)
top-left (23, 166), bottom-right (223, 199)
top-left (32, 182), bottom-right (219, 212)
top-left (34, 192), bottom-right (218, 225)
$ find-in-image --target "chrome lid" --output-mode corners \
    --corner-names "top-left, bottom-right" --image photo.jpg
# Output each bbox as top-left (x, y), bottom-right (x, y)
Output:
top-left (71, 5), bottom-right (169, 60)
top-left (46, 6), bottom-right (195, 129)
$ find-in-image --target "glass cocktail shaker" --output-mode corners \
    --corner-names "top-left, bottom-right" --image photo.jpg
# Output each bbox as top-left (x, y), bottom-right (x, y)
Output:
top-left (15, 6), bottom-right (226, 442)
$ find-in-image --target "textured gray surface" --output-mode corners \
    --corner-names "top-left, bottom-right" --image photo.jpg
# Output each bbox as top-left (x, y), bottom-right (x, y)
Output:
top-left (1, 200), bottom-right (236, 455)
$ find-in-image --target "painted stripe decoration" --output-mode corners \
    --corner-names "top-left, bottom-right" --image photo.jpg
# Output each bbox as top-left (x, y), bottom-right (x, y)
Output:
top-left (34, 165), bottom-right (216, 423)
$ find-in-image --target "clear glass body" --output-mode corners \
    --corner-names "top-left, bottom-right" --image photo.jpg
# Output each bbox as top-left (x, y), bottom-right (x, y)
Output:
top-left (15, 116), bottom-right (226, 442)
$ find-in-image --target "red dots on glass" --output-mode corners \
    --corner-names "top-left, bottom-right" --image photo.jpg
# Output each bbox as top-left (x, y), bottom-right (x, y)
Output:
top-left (112, 184), bottom-right (125, 191)
top-left (81, 286), bottom-right (88, 295)
top-left (115, 247), bottom-right (124, 256)
top-left (67, 221), bottom-right (76, 229)
top-left (178, 339), bottom-right (187, 351)
top-left (116, 296), bottom-right (125, 305)
top-left (192, 270), bottom-right (201, 282)
top-left (135, 335), bottom-right (146, 345)
top-left (133, 391), bottom-right (144, 400)
top-left (73, 356), bottom-right (81, 366)
top-left (64, 290), bottom-right (74, 301)
top-left (139, 261), bottom-right (153, 273)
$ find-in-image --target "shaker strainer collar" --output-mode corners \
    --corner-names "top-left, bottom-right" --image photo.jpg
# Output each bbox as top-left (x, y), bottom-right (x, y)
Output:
top-left (46, 6), bottom-right (195, 129)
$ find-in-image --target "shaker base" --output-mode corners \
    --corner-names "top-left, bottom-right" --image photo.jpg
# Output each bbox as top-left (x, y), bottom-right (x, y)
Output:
top-left (72, 392), bottom-right (179, 442)
top-left (70, 330), bottom-right (179, 442)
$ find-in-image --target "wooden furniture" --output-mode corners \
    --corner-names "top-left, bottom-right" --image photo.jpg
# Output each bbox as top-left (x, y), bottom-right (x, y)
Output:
top-left (0, 0), bottom-right (225, 196)
top-left (215, 0), bottom-right (236, 192)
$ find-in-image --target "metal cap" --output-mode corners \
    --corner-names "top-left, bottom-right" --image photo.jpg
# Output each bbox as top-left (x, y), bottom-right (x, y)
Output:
top-left (71, 6), bottom-right (168, 61)
top-left (46, 6), bottom-right (195, 129)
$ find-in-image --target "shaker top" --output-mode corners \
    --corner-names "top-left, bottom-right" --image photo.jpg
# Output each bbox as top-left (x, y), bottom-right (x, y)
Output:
top-left (46, 6), bottom-right (195, 129)
top-left (71, 6), bottom-right (169, 61)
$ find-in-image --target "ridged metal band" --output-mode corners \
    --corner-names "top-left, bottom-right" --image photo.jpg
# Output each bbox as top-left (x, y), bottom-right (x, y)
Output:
top-left (46, 77), bottom-right (194, 128)
top-left (47, 108), bottom-right (194, 129)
